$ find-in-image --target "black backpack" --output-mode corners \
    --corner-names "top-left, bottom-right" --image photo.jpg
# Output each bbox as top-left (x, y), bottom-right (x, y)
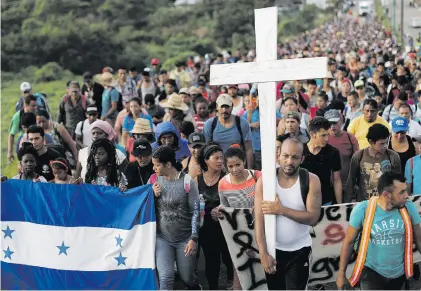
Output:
top-left (110, 87), bottom-right (124, 112)
top-left (210, 115), bottom-right (245, 150)
top-left (276, 167), bottom-right (310, 206)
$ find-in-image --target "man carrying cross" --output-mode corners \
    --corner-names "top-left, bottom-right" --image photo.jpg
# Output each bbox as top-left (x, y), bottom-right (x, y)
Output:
top-left (209, 6), bottom-right (328, 290)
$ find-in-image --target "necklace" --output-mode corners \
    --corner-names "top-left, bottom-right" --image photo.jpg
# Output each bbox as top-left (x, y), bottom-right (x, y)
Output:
top-left (162, 171), bottom-right (180, 192)
top-left (204, 171), bottom-right (220, 186)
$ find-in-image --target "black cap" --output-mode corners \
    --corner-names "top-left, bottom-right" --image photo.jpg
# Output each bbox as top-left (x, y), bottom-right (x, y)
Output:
top-left (188, 133), bottom-right (206, 146)
top-left (132, 139), bottom-right (152, 157)
top-left (83, 72), bottom-right (93, 82)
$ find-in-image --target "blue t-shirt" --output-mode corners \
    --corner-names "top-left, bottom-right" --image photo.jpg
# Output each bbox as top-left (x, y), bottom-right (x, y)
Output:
top-left (349, 200), bottom-right (421, 278)
top-left (203, 116), bottom-right (252, 152)
top-left (405, 155), bottom-right (421, 195)
top-left (101, 88), bottom-right (120, 119)
top-left (122, 113), bottom-right (153, 136)
top-left (242, 109), bottom-right (281, 151)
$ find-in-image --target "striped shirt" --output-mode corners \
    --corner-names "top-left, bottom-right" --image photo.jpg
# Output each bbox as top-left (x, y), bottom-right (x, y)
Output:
top-left (194, 114), bottom-right (213, 133)
top-left (218, 170), bottom-right (261, 208)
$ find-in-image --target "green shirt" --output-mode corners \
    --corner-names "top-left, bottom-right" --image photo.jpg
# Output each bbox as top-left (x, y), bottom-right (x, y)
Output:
top-left (9, 111), bottom-right (22, 136)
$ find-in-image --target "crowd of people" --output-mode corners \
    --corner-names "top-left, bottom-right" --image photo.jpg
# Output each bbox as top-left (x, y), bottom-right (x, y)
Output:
top-left (3, 11), bottom-right (421, 291)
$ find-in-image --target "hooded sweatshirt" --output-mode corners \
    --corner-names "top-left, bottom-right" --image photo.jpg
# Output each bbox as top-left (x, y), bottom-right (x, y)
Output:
top-left (152, 121), bottom-right (191, 162)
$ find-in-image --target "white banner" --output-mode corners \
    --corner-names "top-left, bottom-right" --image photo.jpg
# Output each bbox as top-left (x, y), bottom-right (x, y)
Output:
top-left (219, 196), bottom-right (421, 288)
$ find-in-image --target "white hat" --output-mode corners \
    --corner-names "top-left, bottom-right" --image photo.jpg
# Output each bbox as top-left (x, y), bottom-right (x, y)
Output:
top-left (179, 88), bottom-right (190, 95)
top-left (20, 82), bottom-right (32, 92)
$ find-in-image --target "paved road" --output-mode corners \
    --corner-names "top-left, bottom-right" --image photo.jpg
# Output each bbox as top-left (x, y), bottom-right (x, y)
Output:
top-left (383, 0), bottom-right (421, 39)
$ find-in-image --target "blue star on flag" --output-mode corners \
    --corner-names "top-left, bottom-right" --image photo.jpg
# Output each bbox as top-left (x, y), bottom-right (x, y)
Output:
top-left (115, 234), bottom-right (123, 248)
top-left (114, 252), bottom-right (127, 266)
top-left (57, 241), bottom-right (70, 256)
top-left (2, 225), bottom-right (15, 239)
top-left (3, 246), bottom-right (14, 260)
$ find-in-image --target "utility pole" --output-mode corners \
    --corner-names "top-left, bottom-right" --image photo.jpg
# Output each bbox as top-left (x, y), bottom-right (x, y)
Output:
top-left (400, 0), bottom-right (404, 45)
top-left (393, 0), bottom-right (396, 30)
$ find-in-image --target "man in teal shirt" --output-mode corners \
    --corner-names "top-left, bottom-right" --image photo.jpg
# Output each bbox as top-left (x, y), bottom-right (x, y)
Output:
top-left (7, 94), bottom-right (37, 163)
top-left (405, 142), bottom-right (421, 195)
top-left (337, 171), bottom-right (421, 290)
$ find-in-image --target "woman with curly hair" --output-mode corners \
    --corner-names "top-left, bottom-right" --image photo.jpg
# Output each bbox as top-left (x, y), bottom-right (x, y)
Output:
top-left (84, 138), bottom-right (127, 189)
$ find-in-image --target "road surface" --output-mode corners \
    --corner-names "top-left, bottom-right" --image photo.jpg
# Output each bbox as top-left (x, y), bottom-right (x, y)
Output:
top-left (383, 0), bottom-right (421, 39)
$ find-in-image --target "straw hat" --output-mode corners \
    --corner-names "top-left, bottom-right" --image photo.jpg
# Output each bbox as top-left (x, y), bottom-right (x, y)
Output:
top-left (130, 118), bottom-right (152, 134)
top-left (160, 93), bottom-right (189, 111)
top-left (101, 72), bottom-right (117, 87)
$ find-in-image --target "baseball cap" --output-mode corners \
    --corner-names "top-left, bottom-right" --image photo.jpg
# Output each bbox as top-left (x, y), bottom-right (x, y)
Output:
top-left (179, 88), bottom-right (190, 95)
top-left (86, 107), bottom-right (98, 114)
top-left (324, 109), bottom-right (341, 122)
top-left (354, 80), bottom-right (364, 88)
top-left (391, 116), bottom-right (409, 132)
top-left (188, 133), bottom-right (206, 146)
top-left (280, 84), bottom-right (295, 94)
top-left (216, 94), bottom-right (233, 108)
top-left (20, 82), bottom-right (32, 93)
top-left (83, 72), bottom-right (93, 82)
top-left (132, 139), bottom-right (152, 157)
top-left (284, 111), bottom-right (301, 122)
top-left (151, 58), bottom-right (160, 66)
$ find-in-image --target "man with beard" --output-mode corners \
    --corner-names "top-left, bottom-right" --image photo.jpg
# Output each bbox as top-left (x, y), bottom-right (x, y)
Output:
top-left (337, 171), bottom-right (421, 290)
top-left (203, 94), bottom-right (253, 168)
top-left (254, 137), bottom-right (322, 290)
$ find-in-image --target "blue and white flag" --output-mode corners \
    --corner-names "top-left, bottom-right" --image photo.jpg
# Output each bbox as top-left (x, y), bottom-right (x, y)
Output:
top-left (1, 180), bottom-right (158, 290)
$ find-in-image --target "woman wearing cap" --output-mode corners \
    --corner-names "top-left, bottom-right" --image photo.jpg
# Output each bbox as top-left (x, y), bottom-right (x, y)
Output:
top-left (126, 118), bottom-right (155, 163)
top-left (121, 97), bottom-right (153, 147)
top-left (161, 93), bottom-right (196, 132)
top-left (389, 116), bottom-right (418, 172)
top-left (74, 120), bottom-right (128, 181)
top-left (182, 133), bottom-right (205, 179)
top-left (50, 158), bottom-right (74, 184)
top-left (124, 139), bottom-right (154, 189)
top-left (196, 143), bottom-right (233, 290)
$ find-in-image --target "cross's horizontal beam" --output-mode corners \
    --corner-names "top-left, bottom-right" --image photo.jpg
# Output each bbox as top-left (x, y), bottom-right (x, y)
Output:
top-left (210, 57), bottom-right (329, 86)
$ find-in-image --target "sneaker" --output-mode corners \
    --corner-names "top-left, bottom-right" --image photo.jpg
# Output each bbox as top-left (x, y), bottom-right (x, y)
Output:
top-left (225, 280), bottom-right (233, 290)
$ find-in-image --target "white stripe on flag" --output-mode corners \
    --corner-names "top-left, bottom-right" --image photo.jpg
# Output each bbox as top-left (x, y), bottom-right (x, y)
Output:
top-left (1, 221), bottom-right (156, 271)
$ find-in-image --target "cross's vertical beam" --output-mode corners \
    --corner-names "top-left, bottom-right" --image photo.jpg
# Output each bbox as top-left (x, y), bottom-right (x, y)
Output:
top-left (255, 7), bottom-right (278, 258)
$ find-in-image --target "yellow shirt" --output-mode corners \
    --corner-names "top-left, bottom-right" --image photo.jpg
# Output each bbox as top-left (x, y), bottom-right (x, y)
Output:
top-left (347, 115), bottom-right (391, 149)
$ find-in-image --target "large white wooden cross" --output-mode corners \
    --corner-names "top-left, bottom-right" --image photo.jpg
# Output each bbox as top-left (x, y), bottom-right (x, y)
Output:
top-left (210, 7), bottom-right (328, 257)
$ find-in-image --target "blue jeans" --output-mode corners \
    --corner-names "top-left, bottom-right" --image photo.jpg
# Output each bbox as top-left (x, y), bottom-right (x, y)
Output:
top-left (156, 236), bottom-right (198, 290)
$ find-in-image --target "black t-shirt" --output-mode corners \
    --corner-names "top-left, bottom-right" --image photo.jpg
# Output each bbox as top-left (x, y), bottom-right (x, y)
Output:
top-left (35, 148), bottom-right (64, 182)
top-left (124, 161), bottom-right (154, 189)
top-left (301, 144), bottom-right (341, 204)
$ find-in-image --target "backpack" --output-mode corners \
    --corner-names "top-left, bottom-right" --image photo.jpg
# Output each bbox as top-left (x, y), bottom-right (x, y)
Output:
top-left (148, 172), bottom-right (192, 194)
top-left (110, 88), bottom-right (124, 112)
top-left (46, 144), bottom-right (67, 159)
top-left (210, 116), bottom-right (245, 150)
top-left (276, 167), bottom-right (310, 206)
top-left (62, 94), bottom-right (87, 110)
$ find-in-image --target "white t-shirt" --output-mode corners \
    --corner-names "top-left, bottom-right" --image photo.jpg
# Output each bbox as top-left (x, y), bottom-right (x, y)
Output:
top-left (78, 146), bottom-right (126, 181)
top-left (74, 119), bottom-right (93, 147)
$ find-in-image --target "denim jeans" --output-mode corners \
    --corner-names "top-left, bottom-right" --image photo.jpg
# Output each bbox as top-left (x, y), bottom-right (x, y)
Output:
top-left (156, 236), bottom-right (199, 290)
top-left (359, 266), bottom-right (406, 290)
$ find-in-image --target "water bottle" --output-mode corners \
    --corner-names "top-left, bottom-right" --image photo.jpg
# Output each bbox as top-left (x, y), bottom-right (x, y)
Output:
top-left (199, 194), bottom-right (205, 227)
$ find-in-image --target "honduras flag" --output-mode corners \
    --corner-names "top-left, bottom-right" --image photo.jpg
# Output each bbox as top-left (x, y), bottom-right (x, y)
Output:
top-left (1, 180), bottom-right (158, 290)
